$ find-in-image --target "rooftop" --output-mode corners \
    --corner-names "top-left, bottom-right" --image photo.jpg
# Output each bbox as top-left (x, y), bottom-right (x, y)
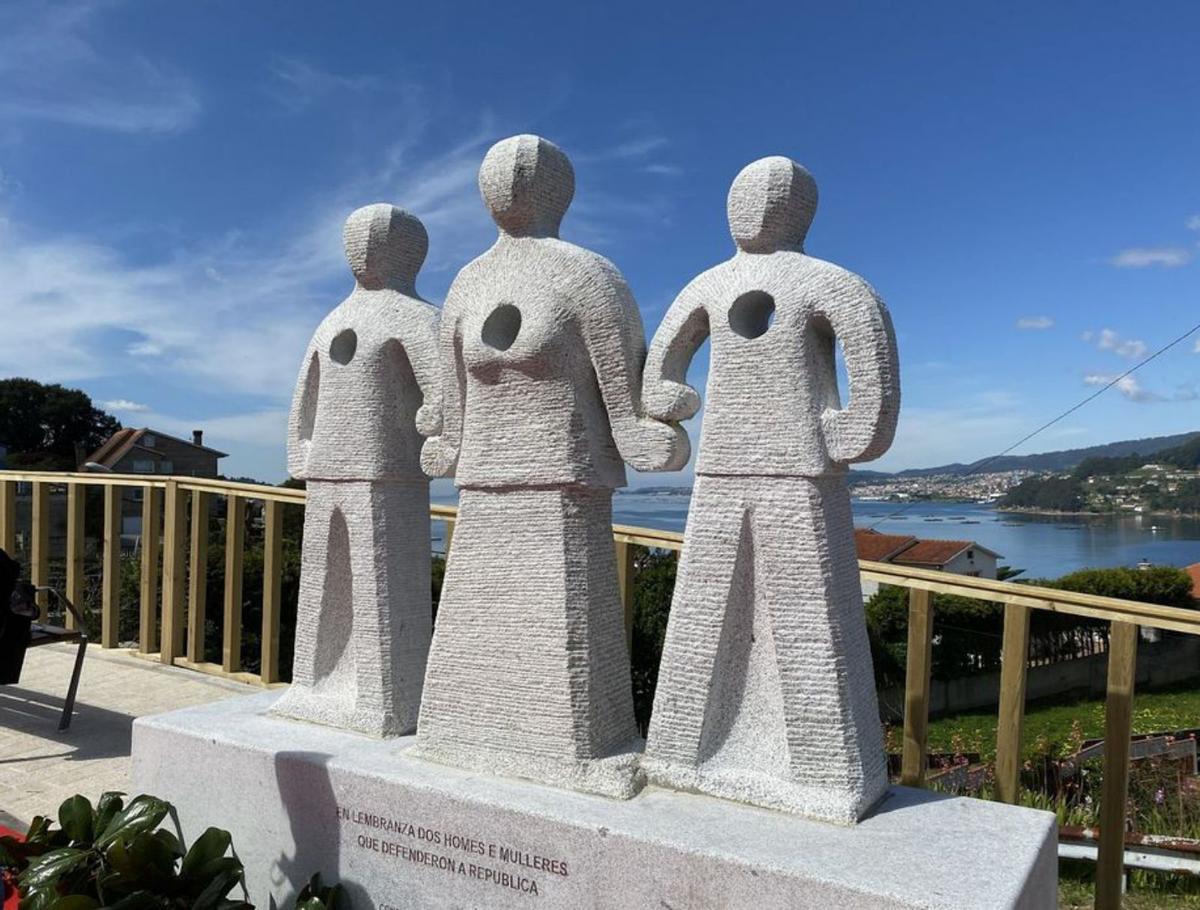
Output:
top-left (83, 427), bottom-right (229, 470)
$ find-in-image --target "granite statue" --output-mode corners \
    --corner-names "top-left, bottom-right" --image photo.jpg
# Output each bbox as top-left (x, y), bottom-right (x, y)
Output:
top-left (414, 134), bottom-right (687, 798)
top-left (272, 203), bottom-right (440, 738)
top-left (641, 156), bottom-right (901, 823)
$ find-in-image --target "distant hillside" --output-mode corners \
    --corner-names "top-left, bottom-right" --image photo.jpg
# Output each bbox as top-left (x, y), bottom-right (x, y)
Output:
top-left (1000, 433), bottom-right (1200, 512)
top-left (850, 431), bottom-right (1199, 482)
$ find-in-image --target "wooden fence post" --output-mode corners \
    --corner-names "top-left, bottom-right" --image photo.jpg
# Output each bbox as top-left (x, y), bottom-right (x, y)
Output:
top-left (139, 486), bottom-right (161, 653)
top-left (901, 587), bottom-right (934, 787)
top-left (222, 494), bottom-right (245, 673)
top-left (1096, 621), bottom-right (1138, 910)
top-left (261, 500), bottom-right (283, 684)
top-left (615, 540), bottom-right (637, 652)
top-left (995, 603), bottom-right (1032, 803)
top-left (160, 481), bottom-right (187, 664)
top-left (187, 491), bottom-right (210, 663)
top-left (0, 479), bottom-right (15, 554)
top-left (101, 485), bottom-right (121, 648)
top-left (31, 481), bottom-right (50, 620)
top-left (65, 483), bottom-right (85, 631)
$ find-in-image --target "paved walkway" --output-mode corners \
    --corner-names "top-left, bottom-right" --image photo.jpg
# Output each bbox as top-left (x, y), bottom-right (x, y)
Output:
top-left (0, 643), bottom-right (255, 829)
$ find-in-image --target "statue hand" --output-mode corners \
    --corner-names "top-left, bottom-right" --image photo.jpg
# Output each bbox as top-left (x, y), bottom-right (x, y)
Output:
top-left (623, 418), bottom-right (691, 473)
top-left (416, 402), bottom-right (443, 436)
top-left (420, 435), bottom-right (458, 478)
top-left (643, 380), bottom-right (701, 422)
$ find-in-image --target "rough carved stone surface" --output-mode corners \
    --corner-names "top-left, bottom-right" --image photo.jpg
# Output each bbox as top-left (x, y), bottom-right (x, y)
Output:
top-left (272, 204), bottom-right (439, 737)
top-left (642, 157), bottom-right (901, 823)
top-left (414, 135), bottom-right (686, 797)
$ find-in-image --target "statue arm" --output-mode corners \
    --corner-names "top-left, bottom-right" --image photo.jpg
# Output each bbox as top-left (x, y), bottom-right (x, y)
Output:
top-left (287, 337), bottom-right (321, 480)
top-left (419, 302), bottom-right (462, 478)
top-left (390, 308), bottom-right (441, 436)
top-left (642, 281), bottom-right (709, 422)
top-left (579, 268), bottom-right (690, 473)
top-left (816, 274), bottom-right (901, 465)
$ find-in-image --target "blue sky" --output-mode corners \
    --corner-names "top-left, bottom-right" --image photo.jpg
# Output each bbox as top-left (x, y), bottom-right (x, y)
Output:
top-left (1, 0), bottom-right (1197, 483)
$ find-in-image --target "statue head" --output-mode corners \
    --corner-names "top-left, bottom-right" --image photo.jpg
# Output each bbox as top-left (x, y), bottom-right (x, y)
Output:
top-left (727, 156), bottom-right (818, 254)
top-left (479, 134), bottom-right (575, 238)
top-left (343, 204), bottom-right (428, 292)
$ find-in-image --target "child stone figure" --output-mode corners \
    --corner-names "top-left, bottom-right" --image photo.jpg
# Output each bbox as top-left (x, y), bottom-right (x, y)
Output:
top-left (641, 157), bottom-right (901, 823)
top-left (415, 134), bottom-right (687, 798)
top-left (272, 204), bottom-right (439, 738)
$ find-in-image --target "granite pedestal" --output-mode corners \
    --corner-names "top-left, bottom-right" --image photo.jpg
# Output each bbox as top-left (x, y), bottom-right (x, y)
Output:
top-left (132, 692), bottom-right (1057, 909)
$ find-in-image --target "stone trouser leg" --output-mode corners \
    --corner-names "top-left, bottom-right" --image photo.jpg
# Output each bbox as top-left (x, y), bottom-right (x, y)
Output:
top-left (753, 475), bottom-right (888, 822)
top-left (272, 480), bottom-right (431, 737)
top-left (644, 474), bottom-right (886, 823)
top-left (644, 475), bottom-right (750, 771)
top-left (414, 486), bottom-right (641, 798)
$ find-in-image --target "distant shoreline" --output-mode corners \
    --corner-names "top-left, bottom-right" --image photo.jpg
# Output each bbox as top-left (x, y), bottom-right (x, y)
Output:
top-left (997, 506), bottom-right (1200, 519)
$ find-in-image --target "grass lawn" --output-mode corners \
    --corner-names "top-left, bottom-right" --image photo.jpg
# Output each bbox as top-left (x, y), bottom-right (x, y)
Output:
top-left (920, 677), bottom-right (1200, 762)
top-left (1060, 873), bottom-right (1200, 909)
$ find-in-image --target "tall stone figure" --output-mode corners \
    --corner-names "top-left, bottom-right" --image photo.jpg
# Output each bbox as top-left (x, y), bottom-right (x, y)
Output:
top-left (641, 157), bottom-right (901, 824)
top-left (273, 204), bottom-right (439, 738)
top-left (415, 134), bottom-right (687, 798)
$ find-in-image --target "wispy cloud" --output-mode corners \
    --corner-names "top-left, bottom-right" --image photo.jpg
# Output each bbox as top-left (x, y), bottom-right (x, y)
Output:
top-left (1187, 215), bottom-right (1200, 232)
top-left (1084, 373), bottom-right (1158, 402)
top-left (103, 398), bottom-right (150, 413)
top-left (0, 0), bottom-right (200, 134)
top-left (1082, 373), bottom-right (1196, 403)
top-left (265, 56), bottom-right (384, 112)
top-left (1016, 315), bottom-right (1053, 330)
top-left (1109, 247), bottom-right (1191, 268)
top-left (0, 115), bottom-right (678, 478)
top-left (1090, 328), bottom-right (1148, 359)
top-left (643, 163), bottom-right (685, 177)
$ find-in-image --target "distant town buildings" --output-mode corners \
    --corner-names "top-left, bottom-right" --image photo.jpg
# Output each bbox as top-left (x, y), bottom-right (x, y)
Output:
top-left (850, 470), bottom-right (1036, 503)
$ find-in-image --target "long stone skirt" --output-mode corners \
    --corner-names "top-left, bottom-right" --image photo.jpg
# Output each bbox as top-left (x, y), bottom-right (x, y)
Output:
top-left (643, 473), bottom-right (887, 824)
top-left (413, 485), bottom-right (642, 799)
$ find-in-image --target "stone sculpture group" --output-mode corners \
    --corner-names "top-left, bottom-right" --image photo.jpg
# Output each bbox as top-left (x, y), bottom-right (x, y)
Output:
top-left (278, 134), bottom-right (900, 825)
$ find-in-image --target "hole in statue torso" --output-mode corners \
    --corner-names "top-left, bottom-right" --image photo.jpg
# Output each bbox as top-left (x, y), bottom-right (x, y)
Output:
top-left (329, 329), bottom-right (358, 365)
top-left (728, 290), bottom-right (775, 339)
top-left (481, 303), bottom-right (522, 351)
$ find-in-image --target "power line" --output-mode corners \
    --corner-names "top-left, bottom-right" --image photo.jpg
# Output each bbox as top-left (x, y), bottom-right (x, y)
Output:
top-left (867, 317), bottom-right (1200, 530)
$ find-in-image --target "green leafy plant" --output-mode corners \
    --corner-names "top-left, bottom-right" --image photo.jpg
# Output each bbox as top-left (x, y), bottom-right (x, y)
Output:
top-left (0, 793), bottom-right (341, 910)
top-left (293, 873), bottom-right (341, 910)
top-left (1, 792), bottom-right (250, 910)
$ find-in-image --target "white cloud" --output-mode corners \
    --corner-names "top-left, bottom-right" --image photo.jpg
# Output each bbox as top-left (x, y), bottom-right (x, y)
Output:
top-left (643, 163), bottom-right (685, 177)
top-left (0, 1), bottom-right (200, 134)
top-left (1081, 373), bottom-right (1195, 403)
top-left (1195, 336), bottom-right (1200, 354)
top-left (1084, 373), bottom-right (1159, 402)
top-left (1109, 247), bottom-right (1191, 268)
top-left (265, 56), bottom-right (384, 112)
top-left (1091, 328), bottom-right (1148, 359)
top-left (1016, 316), bottom-right (1053, 330)
top-left (1187, 215), bottom-right (1200, 231)
top-left (102, 399), bottom-right (149, 413)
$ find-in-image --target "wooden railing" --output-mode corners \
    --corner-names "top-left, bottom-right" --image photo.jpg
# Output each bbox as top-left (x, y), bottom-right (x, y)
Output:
top-left (3, 469), bottom-right (1199, 909)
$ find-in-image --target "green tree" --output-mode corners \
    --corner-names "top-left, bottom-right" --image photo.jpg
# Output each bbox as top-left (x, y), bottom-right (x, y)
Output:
top-left (0, 378), bottom-right (121, 470)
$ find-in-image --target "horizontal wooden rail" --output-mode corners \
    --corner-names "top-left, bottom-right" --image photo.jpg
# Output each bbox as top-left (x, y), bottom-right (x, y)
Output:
top-left (3, 467), bottom-right (1196, 910)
